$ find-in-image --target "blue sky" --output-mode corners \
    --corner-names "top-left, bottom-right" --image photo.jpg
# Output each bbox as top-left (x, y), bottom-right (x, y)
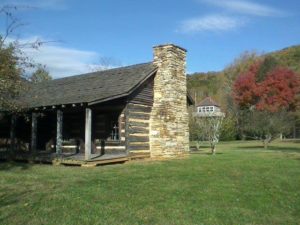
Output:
top-left (1, 0), bottom-right (300, 78)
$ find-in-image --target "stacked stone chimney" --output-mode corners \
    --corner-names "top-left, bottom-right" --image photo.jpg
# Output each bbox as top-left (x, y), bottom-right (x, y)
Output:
top-left (150, 44), bottom-right (189, 158)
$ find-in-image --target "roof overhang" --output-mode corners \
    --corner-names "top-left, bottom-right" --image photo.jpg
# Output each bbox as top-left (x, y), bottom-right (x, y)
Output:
top-left (187, 92), bottom-right (194, 105)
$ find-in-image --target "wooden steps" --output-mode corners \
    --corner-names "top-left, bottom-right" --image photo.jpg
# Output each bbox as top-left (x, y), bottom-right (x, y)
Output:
top-left (61, 156), bottom-right (129, 167)
top-left (129, 153), bottom-right (151, 160)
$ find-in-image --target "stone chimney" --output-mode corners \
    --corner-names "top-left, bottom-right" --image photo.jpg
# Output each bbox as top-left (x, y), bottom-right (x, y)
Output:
top-left (150, 44), bottom-right (189, 158)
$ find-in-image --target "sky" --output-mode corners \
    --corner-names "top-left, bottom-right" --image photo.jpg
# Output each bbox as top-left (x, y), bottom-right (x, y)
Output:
top-left (0, 0), bottom-right (300, 78)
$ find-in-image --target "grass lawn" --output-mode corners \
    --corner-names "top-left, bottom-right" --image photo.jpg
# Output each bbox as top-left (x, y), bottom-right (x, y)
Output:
top-left (1, 140), bottom-right (300, 225)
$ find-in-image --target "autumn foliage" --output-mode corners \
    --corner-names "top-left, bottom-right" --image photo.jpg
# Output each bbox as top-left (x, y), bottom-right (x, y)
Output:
top-left (233, 60), bottom-right (300, 112)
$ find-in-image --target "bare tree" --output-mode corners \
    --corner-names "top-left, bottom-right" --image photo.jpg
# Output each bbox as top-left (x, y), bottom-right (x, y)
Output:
top-left (194, 112), bottom-right (225, 154)
top-left (88, 56), bottom-right (122, 72)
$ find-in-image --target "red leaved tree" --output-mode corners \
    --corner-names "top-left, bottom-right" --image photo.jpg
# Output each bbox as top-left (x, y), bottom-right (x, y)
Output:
top-left (232, 58), bottom-right (300, 148)
top-left (233, 61), bottom-right (300, 112)
top-left (232, 61), bottom-right (260, 109)
top-left (256, 67), bottom-right (299, 112)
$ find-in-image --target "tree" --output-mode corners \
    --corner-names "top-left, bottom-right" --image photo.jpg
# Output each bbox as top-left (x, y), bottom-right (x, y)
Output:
top-left (194, 113), bottom-right (224, 154)
top-left (233, 59), bottom-right (300, 112)
top-left (30, 66), bottom-right (52, 83)
top-left (223, 51), bottom-right (260, 85)
top-left (219, 114), bottom-right (238, 141)
top-left (0, 5), bottom-right (45, 111)
top-left (0, 38), bottom-right (23, 111)
top-left (232, 57), bottom-right (300, 147)
top-left (239, 110), bottom-right (293, 148)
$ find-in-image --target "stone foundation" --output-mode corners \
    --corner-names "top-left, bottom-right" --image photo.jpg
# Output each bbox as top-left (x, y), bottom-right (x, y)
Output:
top-left (150, 44), bottom-right (189, 158)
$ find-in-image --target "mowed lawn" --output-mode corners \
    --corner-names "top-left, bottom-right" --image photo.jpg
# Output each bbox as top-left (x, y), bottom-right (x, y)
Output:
top-left (1, 141), bottom-right (300, 225)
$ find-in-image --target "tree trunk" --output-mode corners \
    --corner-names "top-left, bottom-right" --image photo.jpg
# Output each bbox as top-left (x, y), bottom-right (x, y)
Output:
top-left (211, 145), bottom-right (216, 155)
top-left (263, 135), bottom-right (272, 149)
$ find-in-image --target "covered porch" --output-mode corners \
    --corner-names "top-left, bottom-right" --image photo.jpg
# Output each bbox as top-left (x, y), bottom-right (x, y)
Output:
top-left (0, 99), bottom-right (129, 165)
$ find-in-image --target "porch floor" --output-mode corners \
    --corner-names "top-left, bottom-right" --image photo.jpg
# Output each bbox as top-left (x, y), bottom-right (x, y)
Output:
top-left (59, 152), bottom-right (129, 166)
top-left (0, 151), bottom-right (129, 166)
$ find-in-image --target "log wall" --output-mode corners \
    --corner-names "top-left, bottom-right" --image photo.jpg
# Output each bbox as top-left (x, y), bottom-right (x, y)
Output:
top-left (126, 76), bottom-right (154, 157)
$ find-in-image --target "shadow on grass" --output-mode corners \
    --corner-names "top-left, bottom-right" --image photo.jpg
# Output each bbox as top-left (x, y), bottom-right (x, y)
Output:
top-left (268, 145), bottom-right (300, 152)
top-left (0, 190), bottom-right (31, 223)
top-left (238, 145), bottom-right (264, 150)
top-left (237, 145), bottom-right (300, 153)
top-left (0, 190), bottom-right (30, 208)
top-left (0, 161), bottom-right (31, 171)
top-left (190, 145), bottom-right (211, 149)
top-left (203, 152), bottom-right (224, 155)
top-left (190, 149), bottom-right (224, 155)
top-left (281, 139), bottom-right (300, 143)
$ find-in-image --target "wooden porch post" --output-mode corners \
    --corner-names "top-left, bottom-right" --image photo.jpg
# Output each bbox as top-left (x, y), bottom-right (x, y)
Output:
top-left (31, 113), bottom-right (37, 153)
top-left (56, 110), bottom-right (63, 155)
top-left (10, 114), bottom-right (17, 153)
top-left (124, 103), bottom-right (129, 154)
top-left (85, 108), bottom-right (92, 160)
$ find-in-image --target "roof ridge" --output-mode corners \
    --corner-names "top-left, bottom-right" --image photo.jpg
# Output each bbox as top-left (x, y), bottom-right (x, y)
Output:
top-left (45, 62), bottom-right (154, 82)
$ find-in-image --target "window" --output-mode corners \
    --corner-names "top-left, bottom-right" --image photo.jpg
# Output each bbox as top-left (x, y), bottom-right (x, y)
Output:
top-left (107, 113), bottom-right (120, 141)
top-left (197, 106), bottom-right (215, 113)
top-left (110, 121), bottom-right (119, 141)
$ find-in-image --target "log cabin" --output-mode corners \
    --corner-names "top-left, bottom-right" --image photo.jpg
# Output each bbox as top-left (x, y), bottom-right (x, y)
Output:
top-left (0, 44), bottom-right (193, 165)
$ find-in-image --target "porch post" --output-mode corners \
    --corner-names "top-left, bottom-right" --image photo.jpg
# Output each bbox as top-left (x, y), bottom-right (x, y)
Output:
top-left (85, 108), bottom-right (92, 160)
top-left (56, 110), bottom-right (63, 155)
top-left (31, 113), bottom-right (37, 153)
top-left (10, 114), bottom-right (17, 153)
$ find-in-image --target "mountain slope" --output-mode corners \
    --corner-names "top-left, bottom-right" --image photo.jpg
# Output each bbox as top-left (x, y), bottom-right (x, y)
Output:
top-left (188, 45), bottom-right (300, 105)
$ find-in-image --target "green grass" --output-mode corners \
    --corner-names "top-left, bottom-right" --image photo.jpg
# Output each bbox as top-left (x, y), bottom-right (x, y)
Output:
top-left (1, 141), bottom-right (300, 225)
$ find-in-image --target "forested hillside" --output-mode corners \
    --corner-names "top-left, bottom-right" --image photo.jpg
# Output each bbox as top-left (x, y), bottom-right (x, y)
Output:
top-left (188, 45), bottom-right (300, 140)
top-left (188, 45), bottom-right (300, 107)
top-left (270, 45), bottom-right (300, 73)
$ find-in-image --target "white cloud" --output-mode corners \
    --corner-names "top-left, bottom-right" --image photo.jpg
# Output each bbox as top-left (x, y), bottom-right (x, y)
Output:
top-left (201, 0), bottom-right (285, 17)
top-left (5, 36), bottom-right (115, 78)
top-left (178, 14), bottom-right (244, 33)
top-left (25, 44), bottom-right (99, 78)
top-left (4, 36), bottom-right (122, 78)
top-left (178, 0), bottom-right (287, 34)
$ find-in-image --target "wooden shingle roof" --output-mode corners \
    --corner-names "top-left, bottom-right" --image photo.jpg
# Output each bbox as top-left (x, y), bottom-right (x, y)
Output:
top-left (20, 62), bottom-right (157, 108)
top-left (197, 97), bottom-right (220, 107)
